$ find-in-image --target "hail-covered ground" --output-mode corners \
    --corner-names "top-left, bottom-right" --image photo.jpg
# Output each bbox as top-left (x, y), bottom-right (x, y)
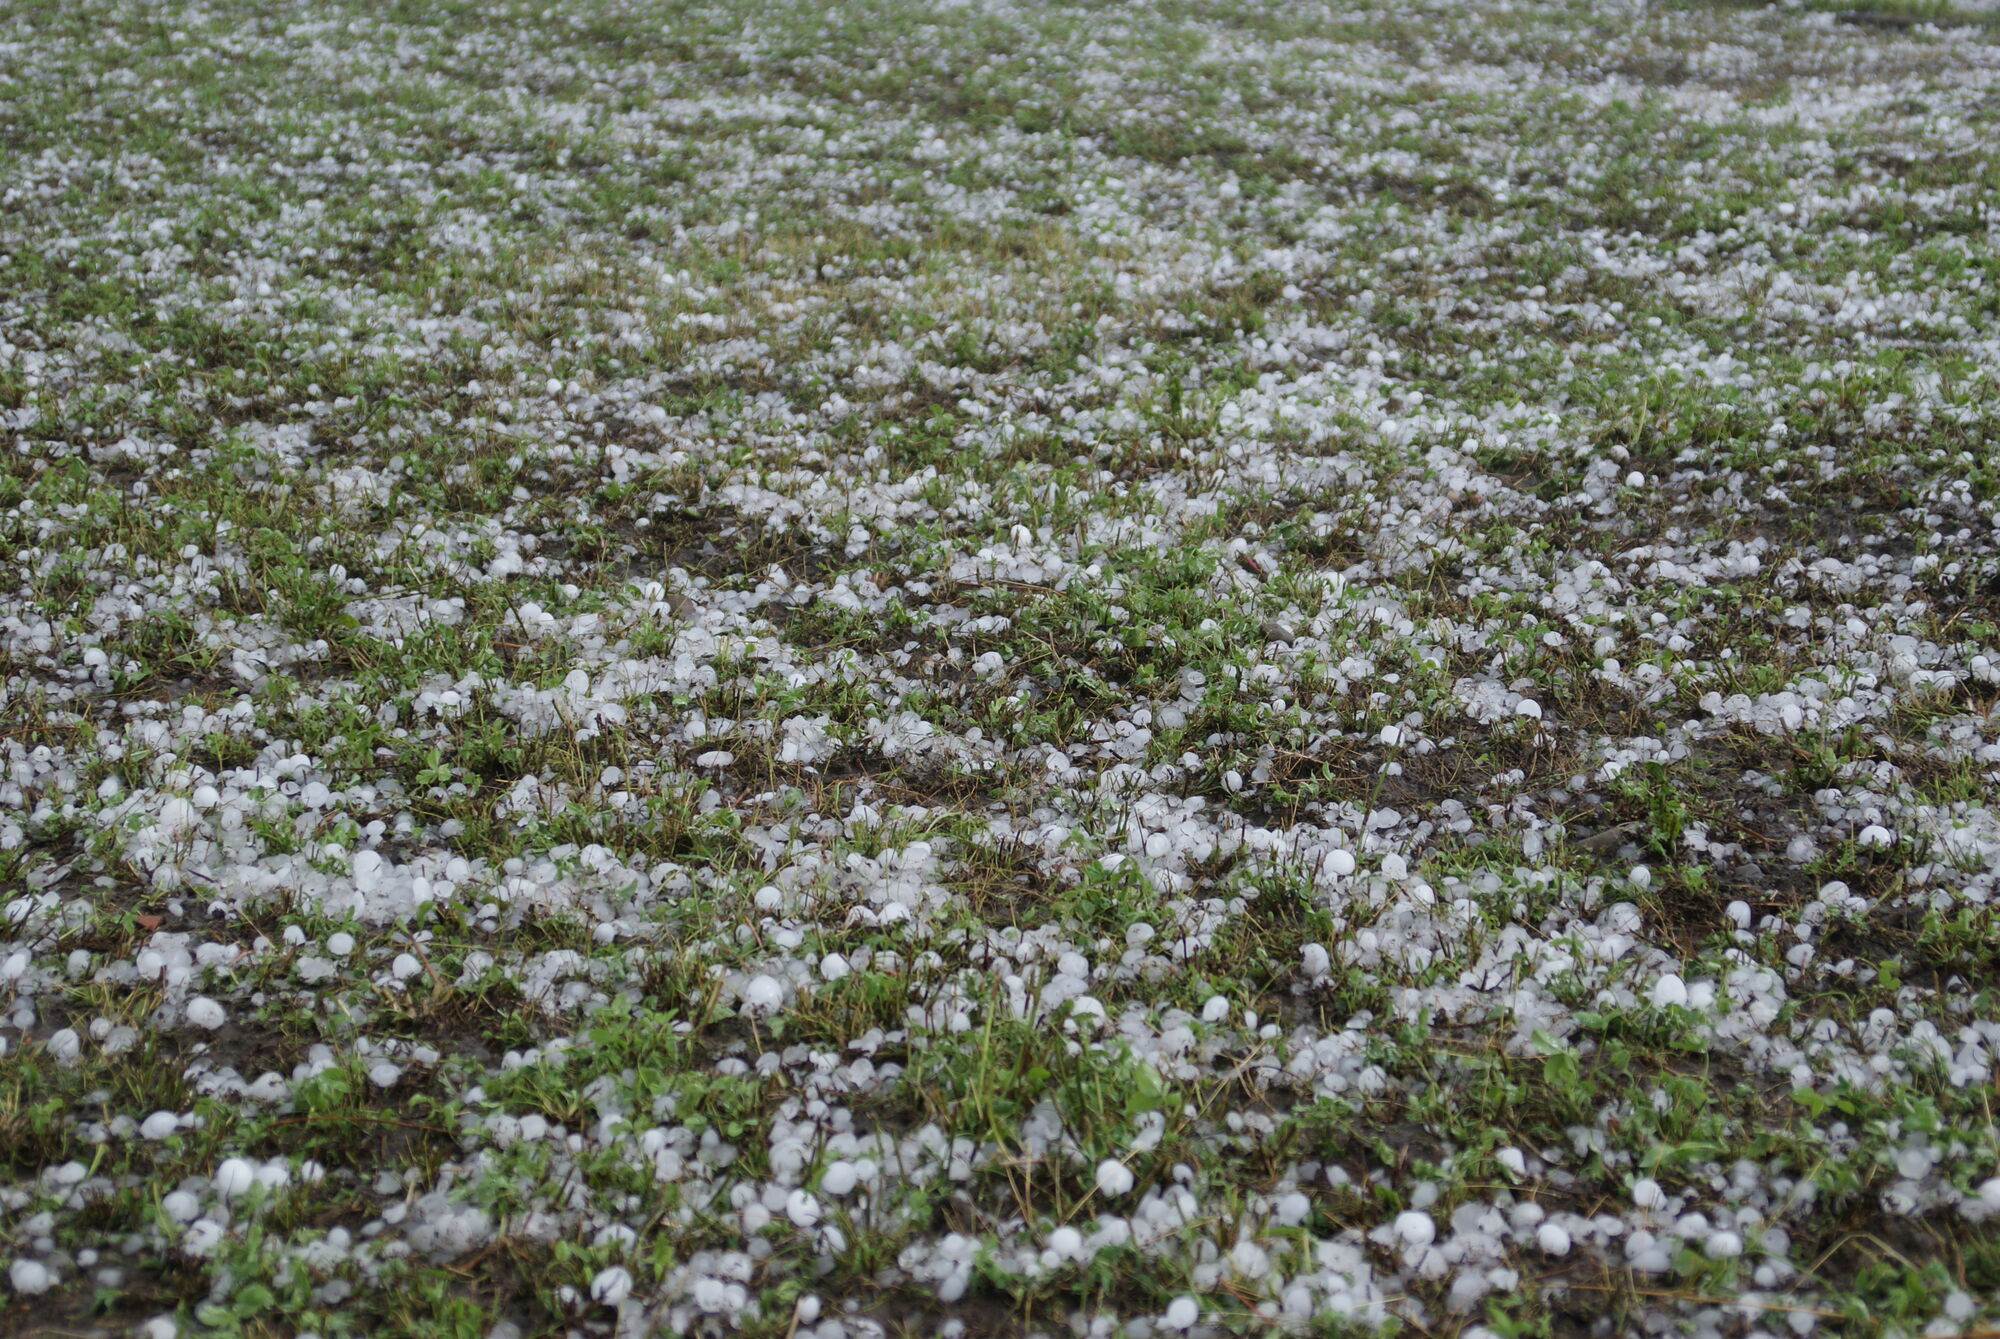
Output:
top-left (7, 0), bottom-right (2000, 1335)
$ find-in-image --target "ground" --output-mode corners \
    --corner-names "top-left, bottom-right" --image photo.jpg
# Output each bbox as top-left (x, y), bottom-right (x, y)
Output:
top-left (4, 0), bottom-right (2000, 1336)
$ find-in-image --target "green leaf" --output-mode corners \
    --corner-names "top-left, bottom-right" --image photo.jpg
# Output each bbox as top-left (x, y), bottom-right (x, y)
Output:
top-left (235, 1282), bottom-right (276, 1313)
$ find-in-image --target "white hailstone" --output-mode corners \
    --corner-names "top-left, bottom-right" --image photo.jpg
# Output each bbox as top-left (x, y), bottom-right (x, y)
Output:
top-left (213, 1158), bottom-right (256, 1198)
top-left (1632, 1177), bottom-right (1666, 1210)
top-left (1536, 1223), bottom-right (1572, 1256)
top-left (139, 1318), bottom-right (177, 1339)
top-left (140, 1111), bottom-right (180, 1140)
top-left (391, 953), bottom-right (422, 980)
top-left (819, 953), bottom-right (851, 982)
top-left (46, 1028), bottom-right (81, 1064)
top-left (1515, 698), bottom-right (1542, 721)
top-left (1223, 769), bottom-right (1244, 793)
top-left (1047, 1226), bottom-right (1083, 1259)
top-left (1705, 1231), bottom-right (1744, 1259)
top-left (1095, 1159), bottom-right (1135, 1197)
top-left (8, 1259), bottom-right (52, 1295)
top-left (1393, 1211), bottom-right (1436, 1247)
top-left (821, 1161), bottom-right (859, 1197)
top-left (741, 975), bottom-right (785, 1016)
top-left (1301, 943), bottom-right (1331, 977)
top-left (1624, 470), bottom-right (1645, 488)
top-left (1977, 1178), bottom-right (2000, 1210)
top-left (1379, 725), bottom-right (1403, 746)
top-left (1201, 995), bottom-right (1230, 1023)
top-left (1628, 864), bottom-right (1652, 890)
top-left (327, 931), bottom-right (355, 956)
top-left (162, 1191), bottom-right (200, 1223)
top-left (1726, 901), bottom-right (1752, 930)
top-left (1649, 974), bottom-right (1689, 1009)
top-left (1857, 824), bottom-right (1892, 849)
top-left (785, 1190), bottom-right (822, 1227)
top-left (590, 1266), bottom-right (633, 1306)
top-left (182, 1220), bottom-right (224, 1257)
top-left (1273, 1192), bottom-right (1311, 1227)
top-left (1495, 1146), bottom-right (1527, 1177)
top-left (1163, 1296), bottom-right (1200, 1330)
top-left (545, 377), bottom-right (563, 395)
top-left (1326, 849), bottom-right (1356, 877)
top-left (367, 1061), bottom-right (402, 1088)
top-left (694, 750), bottom-right (736, 768)
top-left (185, 997), bottom-right (226, 1030)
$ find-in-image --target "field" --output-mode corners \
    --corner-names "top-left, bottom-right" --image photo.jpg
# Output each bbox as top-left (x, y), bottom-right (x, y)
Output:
top-left (5, 0), bottom-right (2000, 1335)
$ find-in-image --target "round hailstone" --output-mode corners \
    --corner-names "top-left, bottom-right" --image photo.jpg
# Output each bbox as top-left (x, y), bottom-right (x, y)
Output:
top-left (1726, 901), bottom-right (1752, 930)
top-left (185, 997), bottom-right (226, 1030)
top-left (1515, 698), bottom-right (1543, 721)
top-left (139, 1318), bottom-right (177, 1339)
top-left (1536, 1223), bottom-right (1572, 1256)
top-left (694, 750), bottom-right (736, 769)
top-left (1393, 1211), bottom-right (1436, 1248)
top-left (1326, 849), bottom-right (1356, 877)
top-left (140, 1111), bottom-right (179, 1140)
top-left (1649, 974), bottom-right (1689, 1009)
top-left (1201, 995), bottom-right (1229, 1023)
top-left (1047, 1226), bottom-right (1083, 1259)
top-left (368, 1062), bottom-right (403, 1089)
top-left (819, 953), bottom-right (851, 983)
top-left (1095, 1159), bottom-right (1135, 1198)
top-left (1979, 1178), bottom-right (2000, 1210)
top-left (821, 1161), bottom-right (859, 1197)
top-left (1495, 1146), bottom-right (1526, 1177)
top-left (213, 1158), bottom-right (256, 1198)
top-left (785, 1190), bottom-right (822, 1228)
top-left (590, 1266), bottom-right (633, 1306)
top-left (1625, 470), bottom-right (1645, 488)
top-left (1629, 864), bottom-right (1652, 890)
top-left (741, 975), bottom-right (785, 1016)
top-left (1163, 1296), bottom-right (1200, 1331)
top-left (1857, 824), bottom-right (1892, 849)
top-left (1705, 1230), bottom-right (1744, 1259)
top-left (391, 953), bottom-right (422, 981)
top-left (1300, 943), bottom-right (1331, 977)
top-left (327, 932), bottom-right (355, 956)
top-left (1632, 1177), bottom-right (1666, 1210)
top-left (8, 1259), bottom-right (52, 1295)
